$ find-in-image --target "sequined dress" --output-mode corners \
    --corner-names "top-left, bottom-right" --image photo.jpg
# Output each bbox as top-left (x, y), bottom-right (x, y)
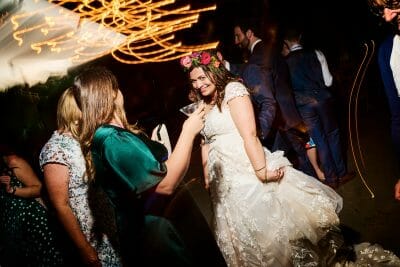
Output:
top-left (202, 82), bottom-right (344, 266)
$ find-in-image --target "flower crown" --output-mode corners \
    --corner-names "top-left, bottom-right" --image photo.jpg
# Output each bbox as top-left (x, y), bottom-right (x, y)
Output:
top-left (180, 51), bottom-right (221, 72)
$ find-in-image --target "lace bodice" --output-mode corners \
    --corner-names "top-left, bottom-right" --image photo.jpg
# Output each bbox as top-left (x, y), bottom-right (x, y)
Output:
top-left (202, 81), bottom-right (249, 144)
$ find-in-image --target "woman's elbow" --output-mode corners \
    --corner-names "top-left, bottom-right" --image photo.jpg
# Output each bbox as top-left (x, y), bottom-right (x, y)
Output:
top-left (155, 184), bottom-right (175, 195)
top-left (31, 184), bottom-right (42, 198)
top-left (155, 178), bottom-right (178, 195)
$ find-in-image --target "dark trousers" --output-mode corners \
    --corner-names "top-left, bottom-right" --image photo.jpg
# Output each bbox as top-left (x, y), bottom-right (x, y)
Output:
top-left (271, 128), bottom-right (316, 178)
top-left (298, 97), bottom-right (346, 183)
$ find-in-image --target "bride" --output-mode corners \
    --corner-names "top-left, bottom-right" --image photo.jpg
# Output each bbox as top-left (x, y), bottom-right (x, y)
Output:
top-left (179, 50), bottom-right (400, 266)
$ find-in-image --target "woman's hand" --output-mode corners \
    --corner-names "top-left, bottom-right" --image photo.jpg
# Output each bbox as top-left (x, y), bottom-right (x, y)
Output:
top-left (0, 175), bottom-right (11, 192)
top-left (182, 103), bottom-right (205, 137)
top-left (383, 7), bottom-right (400, 22)
top-left (264, 167), bottom-right (285, 183)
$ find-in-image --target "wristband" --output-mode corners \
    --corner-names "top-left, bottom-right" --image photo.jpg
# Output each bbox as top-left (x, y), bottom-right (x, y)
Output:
top-left (263, 170), bottom-right (269, 183)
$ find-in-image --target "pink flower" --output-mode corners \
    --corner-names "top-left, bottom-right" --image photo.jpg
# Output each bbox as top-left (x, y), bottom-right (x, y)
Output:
top-left (191, 52), bottom-right (201, 58)
top-left (200, 52), bottom-right (211, 65)
top-left (180, 56), bottom-right (192, 68)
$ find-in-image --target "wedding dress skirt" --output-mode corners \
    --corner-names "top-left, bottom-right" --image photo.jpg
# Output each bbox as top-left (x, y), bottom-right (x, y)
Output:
top-left (202, 82), bottom-right (400, 266)
top-left (207, 143), bottom-right (342, 266)
top-left (201, 83), bottom-right (340, 266)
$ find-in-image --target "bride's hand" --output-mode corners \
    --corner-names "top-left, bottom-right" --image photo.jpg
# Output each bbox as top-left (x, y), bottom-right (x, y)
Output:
top-left (265, 168), bottom-right (284, 183)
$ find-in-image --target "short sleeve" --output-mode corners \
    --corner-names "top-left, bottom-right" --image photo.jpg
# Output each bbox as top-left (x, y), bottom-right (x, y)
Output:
top-left (39, 142), bottom-right (68, 170)
top-left (224, 81), bottom-right (249, 103)
top-left (99, 130), bottom-right (166, 194)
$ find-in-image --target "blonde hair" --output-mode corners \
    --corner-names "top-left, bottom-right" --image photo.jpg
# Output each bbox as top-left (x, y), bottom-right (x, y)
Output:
top-left (72, 66), bottom-right (142, 181)
top-left (57, 87), bottom-right (81, 139)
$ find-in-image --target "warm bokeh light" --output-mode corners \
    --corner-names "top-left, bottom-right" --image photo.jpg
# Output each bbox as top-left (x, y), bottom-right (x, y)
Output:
top-left (11, 0), bottom-right (219, 64)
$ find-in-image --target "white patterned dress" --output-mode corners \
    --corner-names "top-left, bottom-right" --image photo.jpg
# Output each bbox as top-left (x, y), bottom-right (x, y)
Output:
top-left (39, 131), bottom-right (122, 266)
top-left (202, 82), bottom-right (343, 266)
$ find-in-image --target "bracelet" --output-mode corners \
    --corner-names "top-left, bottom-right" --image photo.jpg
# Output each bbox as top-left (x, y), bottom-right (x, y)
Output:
top-left (254, 165), bottom-right (266, 172)
top-left (263, 170), bottom-right (269, 183)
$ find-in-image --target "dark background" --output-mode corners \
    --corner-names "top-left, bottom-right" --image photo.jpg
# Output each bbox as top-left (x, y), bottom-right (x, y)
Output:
top-left (1, 0), bottom-right (400, 257)
top-left (1, 0), bottom-right (391, 160)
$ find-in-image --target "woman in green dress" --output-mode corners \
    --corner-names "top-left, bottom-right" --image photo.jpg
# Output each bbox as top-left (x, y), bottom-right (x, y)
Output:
top-left (71, 66), bottom-right (205, 266)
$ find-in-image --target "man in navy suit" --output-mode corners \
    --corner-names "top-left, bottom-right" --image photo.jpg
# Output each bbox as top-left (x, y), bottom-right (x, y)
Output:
top-left (369, 0), bottom-right (400, 199)
top-left (283, 27), bottom-right (355, 188)
top-left (224, 19), bottom-right (316, 177)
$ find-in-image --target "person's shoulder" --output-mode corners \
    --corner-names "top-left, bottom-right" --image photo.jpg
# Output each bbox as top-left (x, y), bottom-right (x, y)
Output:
top-left (95, 125), bottom-right (122, 141)
top-left (43, 131), bottom-right (74, 150)
top-left (224, 81), bottom-right (249, 101)
top-left (98, 125), bottom-right (143, 147)
top-left (254, 40), bottom-right (265, 51)
top-left (226, 81), bottom-right (247, 90)
top-left (243, 63), bottom-right (262, 73)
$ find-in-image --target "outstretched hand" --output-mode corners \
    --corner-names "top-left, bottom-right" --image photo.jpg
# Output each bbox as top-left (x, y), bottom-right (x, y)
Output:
top-left (383, 7), bottom-right (400, 22)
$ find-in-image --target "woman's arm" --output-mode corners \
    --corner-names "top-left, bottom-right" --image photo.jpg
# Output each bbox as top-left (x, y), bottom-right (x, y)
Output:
top-left (43, 163), bottom-right (101, 266)
top-left (6, 155), bottom-right (41, 198)
top-left (395, 179), bottom-right (400, 201)
top-left (155, 105), bottom-right (205, 195)
top-left (228, 95), bottom-right (283, 182)
top-left (200, 141), bottom-right (210, 189)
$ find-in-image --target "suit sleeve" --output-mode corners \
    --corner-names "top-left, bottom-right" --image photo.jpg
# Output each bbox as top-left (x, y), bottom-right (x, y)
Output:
top-left (242, 63), bottom-right (276, 140)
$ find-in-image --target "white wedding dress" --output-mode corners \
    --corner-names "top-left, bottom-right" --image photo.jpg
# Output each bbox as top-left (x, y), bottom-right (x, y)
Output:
top-left (201, 82), bottom-right (400, 267)
top-left (202, 82), bottom-right (400, 267)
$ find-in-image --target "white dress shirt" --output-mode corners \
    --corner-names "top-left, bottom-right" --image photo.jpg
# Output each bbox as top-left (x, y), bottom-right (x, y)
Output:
top-left (390, 34), bottom-right (400, 97)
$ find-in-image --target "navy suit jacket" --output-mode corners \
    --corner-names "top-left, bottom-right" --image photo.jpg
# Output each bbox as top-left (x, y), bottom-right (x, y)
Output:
top-left (229, 42), bottom-right (277, 139)
top-left (378, 34), bottom-right (398, 111)
top-left (285, 48), bottom-right (332, 106)
top-left (270, 53), bottom-right (305, 130)
top-left (241, 64), bottom-right (276, 139)
top-left (234, 41), bottom-right (304, 131)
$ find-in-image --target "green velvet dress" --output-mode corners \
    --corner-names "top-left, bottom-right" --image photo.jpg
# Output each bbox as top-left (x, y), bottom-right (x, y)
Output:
top-left (92, 125), bottom-right (193, 267)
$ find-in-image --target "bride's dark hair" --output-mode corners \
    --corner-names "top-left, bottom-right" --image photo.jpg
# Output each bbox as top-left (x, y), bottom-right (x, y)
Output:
top-left (189, 51), bottom-right (240, 111)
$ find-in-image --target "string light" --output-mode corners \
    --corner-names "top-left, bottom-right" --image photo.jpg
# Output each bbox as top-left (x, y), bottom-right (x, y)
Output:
top-left (11, 0), bottom-right (219, 64)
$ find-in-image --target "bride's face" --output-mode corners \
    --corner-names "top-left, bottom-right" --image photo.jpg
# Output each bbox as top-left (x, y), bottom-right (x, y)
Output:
top-left (189, 67), bottom-right (216, 98)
